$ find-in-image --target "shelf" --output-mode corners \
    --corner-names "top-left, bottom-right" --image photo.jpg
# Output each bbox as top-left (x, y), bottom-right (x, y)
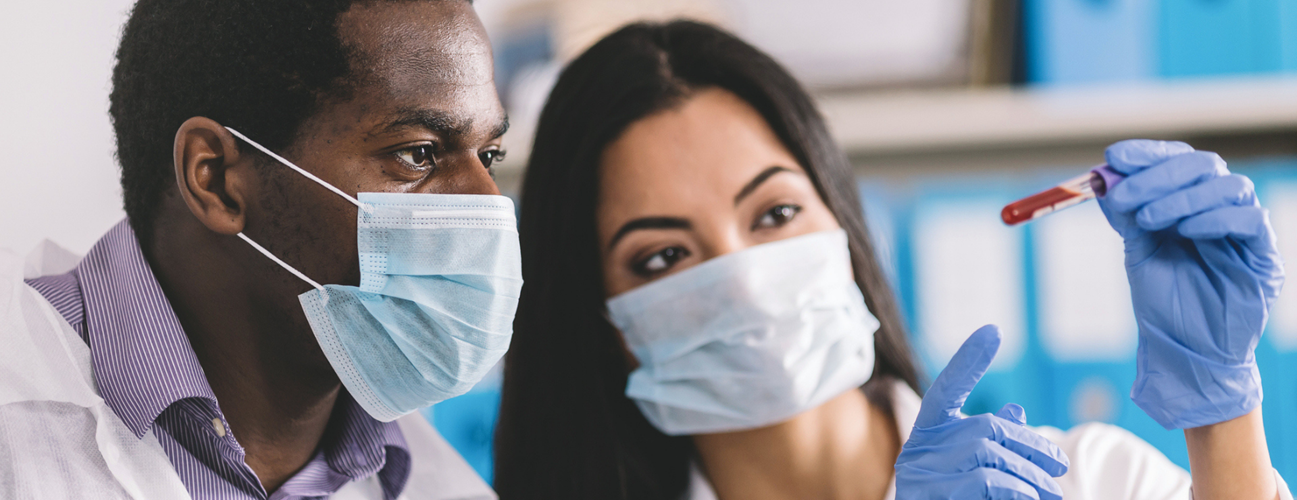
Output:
top-left (819, 76), bottom-right (1297, 165)
top-left (496, 76), bottom-right (1297, 190)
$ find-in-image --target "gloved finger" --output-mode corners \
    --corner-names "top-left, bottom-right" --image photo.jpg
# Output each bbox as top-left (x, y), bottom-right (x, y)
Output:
top-left (1135, 174), bottom-right (1257, 231)
top-left (1104, 139), bottom-right (1195, 175)
top-left (977, 441), bottom-right (1064, 500)
top-left (1178, 205), bottom-right (1280, 256)
top-left (903, 437), bottom-right (1063, 499)
top-left (956, 468), bottom-right (1043, 500)
top-left (901, 442), bottom-right (1062, 500)
top-left (995, 403), bottom-right (1027, 426)
top-left (915, 325), bottom-right (1002, 429)
top-left (954, 414), bottom-right (1070, 476)
top-left (997, 427), bottom-right (1070, 477)
top-left (1104, 151), bottom-right (1229, 214)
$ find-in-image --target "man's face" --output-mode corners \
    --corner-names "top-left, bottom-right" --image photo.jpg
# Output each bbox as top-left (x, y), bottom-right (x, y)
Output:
top-left (242, 0), bottom-right (505, 289)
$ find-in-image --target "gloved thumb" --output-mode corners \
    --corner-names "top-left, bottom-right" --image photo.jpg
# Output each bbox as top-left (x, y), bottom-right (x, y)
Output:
top-left (915, 325), bottom-right (1002, 429)
top-left (996, 403), bottom-right (1027, 426)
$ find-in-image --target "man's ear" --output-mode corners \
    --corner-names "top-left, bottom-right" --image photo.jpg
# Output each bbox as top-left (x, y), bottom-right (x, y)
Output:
top-left (173, 117), bottom-right (250, 235)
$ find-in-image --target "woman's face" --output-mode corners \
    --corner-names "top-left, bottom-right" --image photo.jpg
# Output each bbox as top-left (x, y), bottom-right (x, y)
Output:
top-left (597, 87), bottom-right (842, 298)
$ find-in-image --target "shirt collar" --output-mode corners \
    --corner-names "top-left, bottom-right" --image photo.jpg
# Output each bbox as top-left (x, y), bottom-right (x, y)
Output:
top-left (326, 393), bottom-right (411, 481)
top-left (66, 219), bottom-right (413, 496)
top-left (275, 391), bottom-right (411, 499)
top-left (74, 220), bottom-right (410, 443)
top-left (75, 220), bottom-right (217, 437)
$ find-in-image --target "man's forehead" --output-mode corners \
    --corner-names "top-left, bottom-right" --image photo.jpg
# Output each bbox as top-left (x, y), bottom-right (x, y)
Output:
top-left (338, 1), bottom-right (493, 87)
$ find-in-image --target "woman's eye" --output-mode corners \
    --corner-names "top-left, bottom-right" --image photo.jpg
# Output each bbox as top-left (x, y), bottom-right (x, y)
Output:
top-left (479, 149), bottom-right (507, 169)
top-left (754, 204), bottom-right (803, 230)
top-left (633, 246), bottom-right (690, 276)
top-left (394, 144), bottom-right (437, 170)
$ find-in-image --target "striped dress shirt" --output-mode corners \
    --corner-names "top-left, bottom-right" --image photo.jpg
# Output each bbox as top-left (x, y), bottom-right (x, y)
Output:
top-left (26, 220), bottom-right (411, 500)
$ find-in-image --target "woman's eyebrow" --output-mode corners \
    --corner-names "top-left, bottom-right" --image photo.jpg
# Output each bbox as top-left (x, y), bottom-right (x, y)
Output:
top-left (608, 217), bottom-right (692, 250)
top-left (733, 166), bottom-right (793, 206)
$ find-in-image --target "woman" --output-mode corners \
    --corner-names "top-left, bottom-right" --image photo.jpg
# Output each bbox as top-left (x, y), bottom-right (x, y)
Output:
top-left (494, 21), bottom-right (1288, 500)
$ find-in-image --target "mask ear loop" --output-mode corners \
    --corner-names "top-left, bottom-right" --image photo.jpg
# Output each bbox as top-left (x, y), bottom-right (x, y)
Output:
top-left (224, 127), bottom-right (369, 291)
top-left (237, 233), bottom-right (325, 291)
top-left (225, 127), bottom-right (369, 211)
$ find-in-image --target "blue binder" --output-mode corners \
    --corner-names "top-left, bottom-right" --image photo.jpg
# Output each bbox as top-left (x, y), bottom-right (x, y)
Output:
top-left (1025, 0), bottom-right (1157, 84)
top-left (1158, 0), bottom-right (1283, 78)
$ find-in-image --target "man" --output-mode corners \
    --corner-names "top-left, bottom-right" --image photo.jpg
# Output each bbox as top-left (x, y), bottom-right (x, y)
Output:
top-left (0, 0), bottom-right (516, 498)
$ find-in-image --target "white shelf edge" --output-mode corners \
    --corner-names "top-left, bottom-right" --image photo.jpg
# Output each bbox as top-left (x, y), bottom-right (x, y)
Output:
top-left (819, 76), bottom-right (1297, 155)
top-left (497, 75), bottom-right (1297, 177)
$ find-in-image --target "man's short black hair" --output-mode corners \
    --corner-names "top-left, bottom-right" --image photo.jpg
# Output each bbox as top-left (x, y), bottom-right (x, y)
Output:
top-left (110, 0), bottom-right (384, 244)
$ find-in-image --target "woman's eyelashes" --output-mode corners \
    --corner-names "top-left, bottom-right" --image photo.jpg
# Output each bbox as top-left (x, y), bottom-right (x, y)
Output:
top-left (752, 203), bottom-right (802, 230)
top-left (626, 204), bottom-right (801, 278)
top-left (631, 246), bottom-right (691, 277)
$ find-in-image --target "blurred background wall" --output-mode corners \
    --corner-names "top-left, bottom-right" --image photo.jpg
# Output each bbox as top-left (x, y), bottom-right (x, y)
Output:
top-left (7, 0), bottom-right (1297, 486)
top-left (462, 0), bottom-right (1297, 484)
top-left (0, 1), bottom-right (135, 256)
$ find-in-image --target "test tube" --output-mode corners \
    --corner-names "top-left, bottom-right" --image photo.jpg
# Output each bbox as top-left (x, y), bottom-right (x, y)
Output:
top-left (1001, 165), bottom-right (1125, 226)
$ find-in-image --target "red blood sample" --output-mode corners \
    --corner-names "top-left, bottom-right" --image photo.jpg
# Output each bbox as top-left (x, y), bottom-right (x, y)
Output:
top-left (1001, 185), bottom-right (1085, 225)
top-left (1001, 171), bottom-right (1103, 226)
top-left (1001, 165), bottom-right (1124, 226)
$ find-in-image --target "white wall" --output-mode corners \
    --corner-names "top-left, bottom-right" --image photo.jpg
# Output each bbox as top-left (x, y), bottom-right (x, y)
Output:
top-left (0, 0), bottom-right (543, 256)
top-left (0, 1), bottom-right (135, 256)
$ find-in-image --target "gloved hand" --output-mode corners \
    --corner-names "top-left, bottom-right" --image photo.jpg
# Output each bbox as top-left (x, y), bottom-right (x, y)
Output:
top-left (895, 325), bottom-right (1069, 500)
top-left (1098, 140), bottom-right (1285, 430)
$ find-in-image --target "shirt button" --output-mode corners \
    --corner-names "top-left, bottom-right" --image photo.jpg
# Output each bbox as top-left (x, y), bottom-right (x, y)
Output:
top-left (212, 418), bottom-right (226, 437)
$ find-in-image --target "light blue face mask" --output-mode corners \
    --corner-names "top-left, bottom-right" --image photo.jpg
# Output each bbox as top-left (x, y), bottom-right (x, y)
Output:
top-left (226, 128), bottom-right (522, 422)
top-left (606, 229), bottom-right (878, 435)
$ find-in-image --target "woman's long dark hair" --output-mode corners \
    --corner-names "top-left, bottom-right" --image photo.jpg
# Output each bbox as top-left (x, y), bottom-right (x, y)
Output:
top-left (494, 20), bottom-right (921, 500)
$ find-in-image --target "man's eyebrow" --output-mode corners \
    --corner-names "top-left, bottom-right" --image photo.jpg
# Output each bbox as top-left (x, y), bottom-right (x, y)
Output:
top-left (734, 166), bottom-right (793, 206)
top-left (489, 115), bottom-right (510, 140)
top-left (608, 217), bottom-right (692, 250)
top-left (378, 108), bottom-right (466, 136)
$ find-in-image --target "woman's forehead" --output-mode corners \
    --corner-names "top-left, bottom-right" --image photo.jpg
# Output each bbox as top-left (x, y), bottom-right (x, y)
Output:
top-left (598, 88), bottom-right (805, 205)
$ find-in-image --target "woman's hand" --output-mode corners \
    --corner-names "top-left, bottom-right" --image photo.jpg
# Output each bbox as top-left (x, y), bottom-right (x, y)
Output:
top-left (1098, 139), bottom-right (1283, 429)
top-left (895, 325), bottom-right (1069, 500)
top-left (1099, 140), bottom-right (1285, 499)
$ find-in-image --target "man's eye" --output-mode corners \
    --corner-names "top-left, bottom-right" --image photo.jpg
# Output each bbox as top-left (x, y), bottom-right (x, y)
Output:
top-left (479, 149), bottom-right (507, 169)
top-left (395, 145), bottom-right (437, 170)
top-left (633, 246), bottom-right (690, 277)
top-left (754, 204), bottom-right (802, 230)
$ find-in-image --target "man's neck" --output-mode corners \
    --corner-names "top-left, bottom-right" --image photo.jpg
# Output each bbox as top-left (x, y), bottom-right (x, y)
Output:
top-left (692, 389), bottom-right (901, 500)
top-left (148, 221), bottom-right (343, 493)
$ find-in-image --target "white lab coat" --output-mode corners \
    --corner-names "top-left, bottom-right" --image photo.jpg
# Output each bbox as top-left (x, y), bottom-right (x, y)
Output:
top-left (0, 245), bottom-right (496, 500)
top-left (685, 381), bottom-right (1294, 500)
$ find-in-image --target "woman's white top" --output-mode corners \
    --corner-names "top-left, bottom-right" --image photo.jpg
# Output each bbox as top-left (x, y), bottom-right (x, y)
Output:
top-left (686, 381), bottom-right (1293, 500)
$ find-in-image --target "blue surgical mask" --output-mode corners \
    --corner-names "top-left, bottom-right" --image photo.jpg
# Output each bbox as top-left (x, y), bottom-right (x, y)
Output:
top-left (226, 128), bottom-right (523, 422)
top-left (606, 229), bottom-right (877, 435)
